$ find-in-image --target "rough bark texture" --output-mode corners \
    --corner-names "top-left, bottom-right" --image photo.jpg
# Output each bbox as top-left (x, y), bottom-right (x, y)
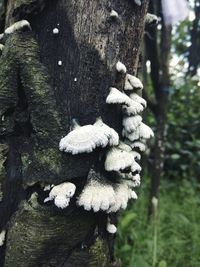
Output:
top-left (0, 0), bottom-right (148, 266)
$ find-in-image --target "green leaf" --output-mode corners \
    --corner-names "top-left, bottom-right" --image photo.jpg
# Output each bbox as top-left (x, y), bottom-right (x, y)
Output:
top-left (171, 154), bottom-right (180, 160)
top-left (158, 260), bottom-right (167, 267)
top-left (130, 255), bottom-right (150, 267)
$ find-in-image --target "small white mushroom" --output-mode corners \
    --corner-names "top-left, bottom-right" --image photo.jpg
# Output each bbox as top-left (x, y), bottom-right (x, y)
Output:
top-left (145, 13), bottom-right (159, 26)
top-left (116, 61), bottom-right (127, 74)
top-left (104, 143), bottom-right (141, 172)
top-left (53, 28), bottom-right (59, 34)
top-left (0, 33), bottom-right (4, 40)
top-left (122, 115), bottom-right (142, 133)
top-left (107, 222), bottom-right (117, 234)
top-left (0, 230), bottom-right (6, 247)
top-left (106, 87), bottom-right (132, 105)
top-left (94, 118), bottom-right (119, 146)
top-left (134, 0), bottom-right (142, 6)
top-left (130, 93), bottom-right (147, 108)
top-left (124, 74), bottom-right (143, 91)
top-left (5, 20), bottom-right (31, 34)
top-left (110, 9), bottom-right (119, 18)
top-left (44, 182), bottom-right (76, 209)
top-left (58, 60), bottom-right (62, 66)
top-left (77, 170), bottom-right (116, 212)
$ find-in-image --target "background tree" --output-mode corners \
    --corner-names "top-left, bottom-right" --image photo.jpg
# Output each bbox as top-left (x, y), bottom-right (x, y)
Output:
top-left (143, 0), bottom-right (171, 213)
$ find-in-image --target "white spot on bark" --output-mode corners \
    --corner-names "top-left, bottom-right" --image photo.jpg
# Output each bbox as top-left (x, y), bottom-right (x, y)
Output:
top-left (110, 9), bottom-right (119, 18)
top-left (0, 230), bottom-right (6, 246)
top-left (53, 28), bottom-right (59, 34)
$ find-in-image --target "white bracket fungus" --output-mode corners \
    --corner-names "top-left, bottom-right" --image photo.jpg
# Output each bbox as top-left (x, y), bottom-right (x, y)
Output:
top-left (106, 87), bottom-right (132, 105)
top-left (145, 13), bottom-right (159, 26)
top-left (124, 74), bottom-right (143, 91)
top-left (106, 88), bottom-right (144, 115)
top-left (44, 182), bottom-right (76, 209)
top-left (138, 122), bottom-right (154, 139)
top-left (116, 61), bottom-right (127, 74)
top-left (131, 161), bottom-right (142, 172)
top-left (77, 169), bottom-right (116, 212)
top-left (104, 143), bottom-right (141, 172)
top-left (129, 141), bottom-right (146, 152)
top-left (0, 230), bottom-right (6, 247)
top-left (122, 127), bottom-right (140, 141)
top-left (122, 101), bottom-right (144, 115)
top-left (122, 115), bottom-right (142, 133)
top-left (5, 20), bottom-right (31, 35)
top-left (110, 9), bottom-right (119, 18)
top-left (107, 182), bottom-right (138, 213)
top-left (0, 33), bottom-right (4, 40)
top-left (94, 118), bottom-right (119, 146)
top-left (130, 93), bottom-right (147, 108)
top-left (131, 174), bottom-right (141, 187)
top-left (123, 122), bottom-right (154, 141)
top-left (59, 118), bottom-right (119, 155)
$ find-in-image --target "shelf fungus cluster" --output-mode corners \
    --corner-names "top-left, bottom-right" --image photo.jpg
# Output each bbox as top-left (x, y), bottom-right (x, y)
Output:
top-left (58, 62), bottom-right (154, 234)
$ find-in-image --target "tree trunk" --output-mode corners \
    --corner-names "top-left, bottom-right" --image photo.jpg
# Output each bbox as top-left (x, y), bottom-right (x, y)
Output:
top-left (144, 1), bottom-right (171, 216)
top-left (0, 0), bottom-right (148, 266)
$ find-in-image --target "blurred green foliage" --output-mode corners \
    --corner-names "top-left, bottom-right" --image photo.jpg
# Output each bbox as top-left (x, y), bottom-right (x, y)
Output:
top-left (116, 178), bottom-right (200, 267)
top-left (165, 77), bottom-right (200, 181)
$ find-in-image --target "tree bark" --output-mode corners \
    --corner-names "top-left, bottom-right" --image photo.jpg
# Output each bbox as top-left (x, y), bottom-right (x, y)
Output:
top-left (0, 0), bottom-right (148, 266)
top-left (144, 1), bottom-right (171, 216)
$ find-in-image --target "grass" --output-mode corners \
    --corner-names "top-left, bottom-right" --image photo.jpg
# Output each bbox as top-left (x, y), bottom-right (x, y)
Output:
top-left (115, 177), bottom-right (200, 267)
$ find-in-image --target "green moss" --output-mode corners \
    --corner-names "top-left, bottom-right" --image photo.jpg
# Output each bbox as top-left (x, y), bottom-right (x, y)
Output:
top-left (0, 144), bottom-right (8, 201)
top-left (5, 195), bottom-right (95, 267)
top-left (89, 237), bottom-right (110, 267)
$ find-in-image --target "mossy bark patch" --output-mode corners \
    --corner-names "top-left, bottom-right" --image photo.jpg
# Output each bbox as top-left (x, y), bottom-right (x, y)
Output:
top-left (5, 195), bottom-right (95, 267)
